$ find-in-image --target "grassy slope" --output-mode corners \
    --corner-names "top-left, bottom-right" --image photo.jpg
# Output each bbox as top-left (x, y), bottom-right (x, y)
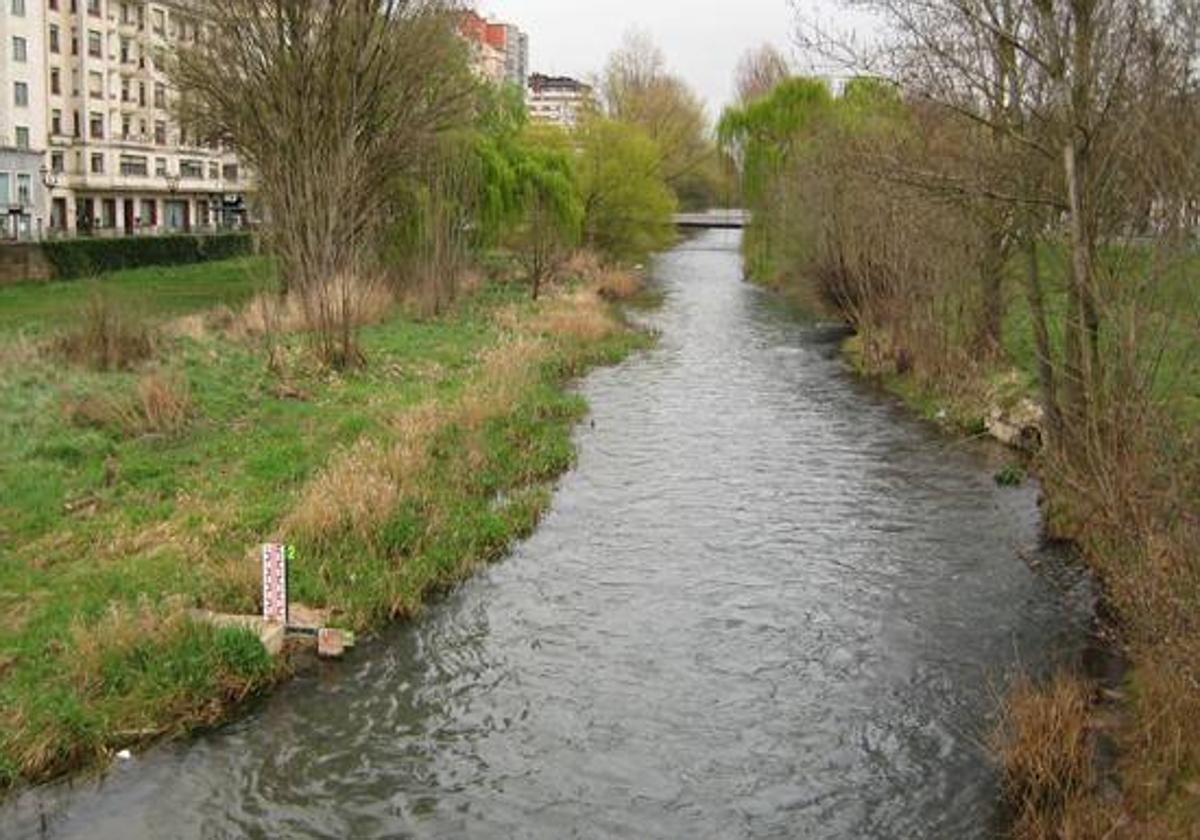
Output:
top-left (0, 258), bottom-right (269, 334)
top-left (0, 259), bottom-right (649, 787)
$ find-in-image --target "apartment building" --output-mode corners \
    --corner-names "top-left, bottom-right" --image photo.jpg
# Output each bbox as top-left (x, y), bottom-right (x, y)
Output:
top-left (0, 0), bottom-right (248, 241)
top-left (460, 11), bottom-right (529, 93)
top-left (1, 0), bottom-right (49, 239)
top-left (527, 73), bottom-right (593, 130)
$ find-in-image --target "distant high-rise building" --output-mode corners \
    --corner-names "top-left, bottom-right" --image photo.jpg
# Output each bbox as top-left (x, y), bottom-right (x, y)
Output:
top-left (460, 12), bottom-right (528, 95)
top-left (501, 25), bottom-right (528, 92)
top-left (526, 74), bottom-right (593, 130)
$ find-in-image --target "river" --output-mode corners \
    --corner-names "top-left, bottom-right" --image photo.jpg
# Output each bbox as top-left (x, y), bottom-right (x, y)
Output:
top-left (6, 230), bottom-right (1092, 839)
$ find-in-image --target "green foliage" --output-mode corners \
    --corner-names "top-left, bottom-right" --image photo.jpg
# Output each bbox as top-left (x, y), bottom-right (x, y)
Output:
top-left (40, 234), bottom-right (254, 281)
top-left (994, 463), bottom-right (1028, 487)
top-left (577, 116), bottom-right (677, 262)
top-left (718, 76), bottom-right (834, 206)
top-left (718, 75), bottom-right (910, 285)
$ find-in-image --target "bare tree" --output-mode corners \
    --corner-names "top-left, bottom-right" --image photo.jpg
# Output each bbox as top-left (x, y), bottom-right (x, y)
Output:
top-left (170, 0), bottom-right (474, 366)
top-left (796, 0), bottom-right (1199, 450)
top-left (602, 30), bottom-right (715, 188)
top-left (734, 44), bottom-right (791, 104)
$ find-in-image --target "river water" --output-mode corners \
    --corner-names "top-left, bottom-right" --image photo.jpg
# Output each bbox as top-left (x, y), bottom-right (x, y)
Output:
top-left (7, 231), bottom-right (1092, 839)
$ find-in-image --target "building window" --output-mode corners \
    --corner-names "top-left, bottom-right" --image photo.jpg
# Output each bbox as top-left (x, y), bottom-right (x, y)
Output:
top-left (208, 162), bottom-right (219, 180)
top-left (180, 159), bottom-right (203, 179)
top-left (155, 157), bottom-right (166, 176)
top-left (222, 164), bottom-right (239, 182)
top-left (88, 31), bottom-right (102, 58)
top-left (10, 0), bottom-right (25, 16)
top-left (0, 173), bottom-right (9, 204)
top-left (51, 109), bottom-right (62, 135)
top-left (88, 0), bottom-right (101, 16)
top-left (50, 68), bottom-right (61, 95)
top-left (89, 112), bottom-right (104, 139)
top-left (16, 174), bottom-right (31, 206)
top-left (49, 27), bottom-right (60, 54)
top-left (91, 153), bottom-right (105, 173)
top-left (154, 121), bottom-right (166, 145)
top-left (154, 83), bottom-right (166, 109)
top-left (12, 37), bottom-right (27, 63)
top-left (14, 127), bottom-right (29, 149)
top-left (88, 71), bottom-right (103, 99)
top-left (51, 152), bottom-right (65, 174)
top-left (119, 155), bottom-right (148, 176)
top-left (14, 82), bottom-right (28, 108)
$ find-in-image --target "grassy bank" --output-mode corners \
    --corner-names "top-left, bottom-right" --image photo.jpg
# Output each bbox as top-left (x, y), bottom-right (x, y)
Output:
top-left (838, 248), bottom-right (1200, 838)
top-left (0, 255), bottom-right (650, 788)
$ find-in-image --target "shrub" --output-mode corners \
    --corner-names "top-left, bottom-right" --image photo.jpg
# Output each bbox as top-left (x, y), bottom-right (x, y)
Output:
top-left (57, 293), bottom-right (155, 371)
top-left (41, 233), bottom-right (254, 280)
top-left (64, 370), bottom-right (193, 437)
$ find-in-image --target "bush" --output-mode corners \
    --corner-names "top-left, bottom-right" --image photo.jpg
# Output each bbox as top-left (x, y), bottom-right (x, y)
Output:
top-left (64, 370), bottom-right (193, 437)
top-left (41, 233), bottom-right (254, 280)
top-left (57, 293), bottom-right (155, 371)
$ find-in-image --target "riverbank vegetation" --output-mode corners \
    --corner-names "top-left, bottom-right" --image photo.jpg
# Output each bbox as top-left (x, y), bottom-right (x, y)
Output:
top-left (723, 2), bottom-right (1200, 835)
top-left (0, 2), bottom-right (686, 789)
top-left (0, 253), bottom-right (650, 788)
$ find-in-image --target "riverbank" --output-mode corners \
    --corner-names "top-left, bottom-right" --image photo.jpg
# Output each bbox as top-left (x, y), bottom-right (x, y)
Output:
top-left (0, 255), bottom-right (651, 790)
top-left (840, 320), bottom-right (1199, 837)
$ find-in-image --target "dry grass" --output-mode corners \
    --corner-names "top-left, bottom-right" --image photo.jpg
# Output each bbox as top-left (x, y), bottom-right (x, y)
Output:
top-left (533, 290), bottom-right (618, 343)
top-left (992, 671), bottom-right (1098, 840)
top-left (229, 274), bottom-right (394, 339)
top-left (563, 250), bottom-right (604, 281)
top-left (285, 402), bottom-right (446, 545)
top-left (68, 600), bottom-right (187, 696)
top-left (64, 370), bottom-right (193, 437)
top-left (285, 335), bottom-right (555, 547)
top-left (0, 335), bottom-right (43, 371)
top-left (591, 268), bottom-right (644, 301)
top-left (57, 293), bottom-right (155, 371)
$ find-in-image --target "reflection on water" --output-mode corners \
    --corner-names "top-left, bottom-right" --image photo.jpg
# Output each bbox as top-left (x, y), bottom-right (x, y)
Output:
top-left (6, 230), bottom-right (1092, 839)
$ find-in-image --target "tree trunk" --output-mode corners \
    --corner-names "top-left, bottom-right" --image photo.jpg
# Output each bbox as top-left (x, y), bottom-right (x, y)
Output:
top-left (1022, 235), bottom-right (1063, 443)
top-left (977, 227), bottom-right (1007, 358)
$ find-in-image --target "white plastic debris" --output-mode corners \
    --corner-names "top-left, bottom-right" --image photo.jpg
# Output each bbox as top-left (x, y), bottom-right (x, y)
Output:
top-left (116, 749), bottom-right (133, 761)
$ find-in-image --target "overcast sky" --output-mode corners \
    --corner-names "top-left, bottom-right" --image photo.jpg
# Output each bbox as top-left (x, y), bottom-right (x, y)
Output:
top-left (480, 1), bottom-right (869, 118)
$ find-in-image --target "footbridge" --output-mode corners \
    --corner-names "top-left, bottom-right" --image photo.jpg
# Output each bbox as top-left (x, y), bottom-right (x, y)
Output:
top-left (673, 210), bottom-right (750, 230)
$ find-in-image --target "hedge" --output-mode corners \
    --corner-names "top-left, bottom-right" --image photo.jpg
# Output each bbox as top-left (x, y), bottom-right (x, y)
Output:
top-left (41, 233), bottom-right (255, 280)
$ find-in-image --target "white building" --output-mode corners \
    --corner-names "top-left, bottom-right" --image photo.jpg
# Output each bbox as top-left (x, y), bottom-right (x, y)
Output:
top-left (1, 0), bottom-right (49, 239)
top-left (527, 73), bottom-right (592, 130)
top-left (0, 0), bottom-right (249, 240)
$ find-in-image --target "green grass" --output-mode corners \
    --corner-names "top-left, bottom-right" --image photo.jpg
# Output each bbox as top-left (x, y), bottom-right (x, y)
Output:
top-left (0, 260), bottom-right (650, 788)
top-left (0, 257), bottom-right (271, 335)
top-left (1001, 243), bottom-right (1200, 427)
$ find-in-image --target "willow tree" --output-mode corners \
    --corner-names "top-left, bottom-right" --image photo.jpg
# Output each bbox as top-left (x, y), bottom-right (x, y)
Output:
top-left (576, 116), bottom-right (677, 263)
top-left (512, 127), bottom-right (583, 299)
top-left (170, 0), bottom-right (474, 366)
top-left (717, 77), bottom-right (834, 281)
